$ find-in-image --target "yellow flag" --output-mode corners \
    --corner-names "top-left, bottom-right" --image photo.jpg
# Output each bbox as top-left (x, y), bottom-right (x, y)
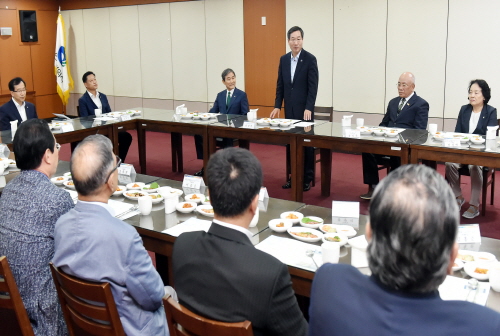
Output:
top-left (54, 13), bottom-right (73, 106)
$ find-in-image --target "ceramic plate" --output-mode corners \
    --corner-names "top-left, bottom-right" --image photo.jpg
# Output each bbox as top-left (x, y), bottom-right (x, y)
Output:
top-left (287, 227), bottom-right (323, 243)
top-left (126, 182), bottom-right (145, 190)
top-left (280, 211), bottom-right (304, 224)
top-left (299, 216), bottom-right (324, 229)
top-left (176, 202), bottom-right (197, 213)
top-left (197, 204), bottom-right (214, 217)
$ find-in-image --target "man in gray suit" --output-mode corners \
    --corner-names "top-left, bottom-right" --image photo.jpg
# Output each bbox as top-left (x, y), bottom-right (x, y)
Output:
top-left (53, 135), bottom-right (170, 336)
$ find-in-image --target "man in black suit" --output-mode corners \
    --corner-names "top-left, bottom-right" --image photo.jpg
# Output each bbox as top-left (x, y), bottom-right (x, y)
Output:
top-left (0, 77), bottom-right (38, 131)
top-left (271, 26), bottom-right (319, 191)
top-left (172, 147), bottom-right (307, 336)
top-left (78, 71), bottom-right (132, 162)
top-left (360, 72), bottom-right (429, 199)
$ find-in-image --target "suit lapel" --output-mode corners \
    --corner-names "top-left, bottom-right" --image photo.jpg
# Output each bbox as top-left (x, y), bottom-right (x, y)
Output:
top-left (475, 105), bottom-right (489, 133)
top-left (9, 100), bottom-right (23, 124)
top-left (293, 50), bottom-right (306, 83)
top-left (283, 52), bottom-right (292, 85)
top-left (227, 90), bottom-right (238, 112)
top-left (86, 91), bottom-right (98, 110)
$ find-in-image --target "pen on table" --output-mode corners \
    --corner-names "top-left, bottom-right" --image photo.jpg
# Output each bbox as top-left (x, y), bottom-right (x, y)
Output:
top-left (253, 226), bottom-right (269, 237)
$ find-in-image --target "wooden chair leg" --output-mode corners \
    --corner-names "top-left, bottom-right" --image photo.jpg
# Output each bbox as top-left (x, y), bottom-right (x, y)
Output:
top-left (286, 146), bottom-right (291, 182)
top-left (481, 168), bottom-right (488, 216)
top-left (491, 170), bottom-right (495, 205)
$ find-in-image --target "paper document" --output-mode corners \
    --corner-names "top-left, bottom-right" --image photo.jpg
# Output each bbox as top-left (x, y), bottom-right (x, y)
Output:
top-left (294, 122), bottom-right (315, 127)
top-left (438, 275), bottom-right (490, 306)
top-left (93, 116), bottom-right (117, 121)
top-left (162, 217), bottom-right (212, 237)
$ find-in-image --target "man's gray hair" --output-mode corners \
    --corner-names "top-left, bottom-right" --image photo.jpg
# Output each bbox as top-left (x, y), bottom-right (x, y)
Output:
top-left (70, 135), bottom-right (115, 196)
top-left (221, 68), bottom-right (235, 81)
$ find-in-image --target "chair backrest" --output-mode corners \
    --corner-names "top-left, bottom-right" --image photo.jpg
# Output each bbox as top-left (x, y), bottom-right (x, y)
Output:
top-left (49, 263), bottom-right (125, 336)
top-left (314, 106), bottom-right (333, 122)
top-left (0, 256), bottom-right (35, 336)
top-left (76, 106), bottom-right (81, 117)
top-left (163, 295), bottom-right (253, 336)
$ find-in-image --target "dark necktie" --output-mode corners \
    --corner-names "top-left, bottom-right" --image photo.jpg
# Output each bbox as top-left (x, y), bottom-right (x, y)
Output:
top-left (226, 91), bottom-right (231, 108)
top-left (397, 98), bottom-right (406, 116)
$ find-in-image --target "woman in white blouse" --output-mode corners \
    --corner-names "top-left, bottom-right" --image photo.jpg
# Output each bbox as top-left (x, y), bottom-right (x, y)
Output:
top-left (445, 79), bottom-right (497, 218)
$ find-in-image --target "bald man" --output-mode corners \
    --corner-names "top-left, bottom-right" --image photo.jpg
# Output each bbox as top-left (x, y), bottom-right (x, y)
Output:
top-left (52, 135), bottom-right (170, 336)
top-left (360, 72), bottom-right (429, 200)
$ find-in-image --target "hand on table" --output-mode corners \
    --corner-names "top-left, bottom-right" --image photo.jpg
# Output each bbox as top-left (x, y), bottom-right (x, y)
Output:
top-left (270, 108), bottom-right (280, 119)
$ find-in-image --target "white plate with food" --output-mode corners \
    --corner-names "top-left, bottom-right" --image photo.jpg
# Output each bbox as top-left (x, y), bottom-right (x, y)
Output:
top-left (201, 195), bottom-right (211, 205)
top-left (322, 233), bottom-right (348, 246)
top-left (457, 250), bottom-right (497, 263)
top-left (142, 183), bottom-right (160, 193)
top-left (148, 193), bottom-right (164, 204)
top-left (106, 112), bottom-right (125, 118)
top-left (197, 204), bottom-right (214, 217)
top-left (185, 193), bottom-right (205, 203)
top-left (299, 216), bottom-right (324, 229)
top-left (287, 227), bottom-right (323, 243)
top-left (268, 218), bottom-right (293, 233)
top-left (7, 159), bottom-right (16, 169)
top-left (0, 158), bottom-right (9, 168)
top-left (451, 133), bottom-right (470, 143)
top-left (279, 120), bottom-right (293, 128)
top-left (280, 211), bottom-right (304, 224)
top-left (176, 202), bottom-right (197, 213)
top-left (207, 113), bottom-right (218, 119)
top-left (51, 176), bottom-right (68, 185)
top-left (125, 110), bottom-right (141, 116)
top-left (452, 259), bottom-right (464, 272)
top-left (63, 172), bottom-right (72, 177)
top-left (123, 191), bottom-right (148, 201)
top-left (63, 180), bottom-right (75, 189)
top-left (256, 118), bottom-right (271, 126)
top-left (192, 114), bottom-right (201, 120)
top-left (357, 126), bottom-right (373, 135)
top-left (372, 128), bottom-right (386, 136)
top-left (464, 261), bottom-right (491, 281)
top-left (181, 114), bottom-right (194, 119)
top-left (268, 119), bottom-right (281, 127)
top-left (384, 128), bottom-right (402, 137)
top-left (126, 182), bottom-right (145, 190)
top-left (319, 224), bottom-right (357, 238)
top-left (200, 114), bottom-right (211, 121)
top-left (113, 185), bottom-right (126, 196)
top-left (470, 136), bottom-right (485, 145)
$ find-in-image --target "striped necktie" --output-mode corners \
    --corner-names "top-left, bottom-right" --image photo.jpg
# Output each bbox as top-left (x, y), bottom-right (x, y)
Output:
top-left (397, 98), bottom-right (406, 116)
top-left (226, 91), bottom-right (231, 108)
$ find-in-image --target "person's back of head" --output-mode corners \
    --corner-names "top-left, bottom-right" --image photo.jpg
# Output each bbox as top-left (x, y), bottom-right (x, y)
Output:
top-left (368, 164), bottom-right (459, 293)
top-left (13, 119), bottom-right (56, 171)
top-left (206, 147), bottom-right (262, 218)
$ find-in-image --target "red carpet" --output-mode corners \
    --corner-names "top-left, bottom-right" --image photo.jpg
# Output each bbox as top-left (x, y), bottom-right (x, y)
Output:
top-left (60, 130), bottom-right (500, 240)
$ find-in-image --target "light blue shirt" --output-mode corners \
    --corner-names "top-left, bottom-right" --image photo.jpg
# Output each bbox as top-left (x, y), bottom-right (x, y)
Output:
top-left (291, 50), bottom-right (302, 82)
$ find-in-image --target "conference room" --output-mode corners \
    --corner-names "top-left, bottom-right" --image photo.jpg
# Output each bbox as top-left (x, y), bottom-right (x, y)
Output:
top-left (1, 0), bottom-right (500, 335)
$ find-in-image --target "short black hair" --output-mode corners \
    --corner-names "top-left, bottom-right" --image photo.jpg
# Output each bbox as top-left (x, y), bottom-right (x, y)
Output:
top-left (8, 77), bottom-right (26, 92)
top-left (287, 26), bottom-right (304, 40)
top-left (82, 71), bottom-right (95, 84)
top-left (469, 79), bottom-right (491, 104)
top-left (368, 164), bottom-right (458, 293)
top-left (221, 68), bottom-right (235, 81)
top-left (206, 148), bottom-right (262, 218)
top-left (13, 119), bottom-right (55, 170)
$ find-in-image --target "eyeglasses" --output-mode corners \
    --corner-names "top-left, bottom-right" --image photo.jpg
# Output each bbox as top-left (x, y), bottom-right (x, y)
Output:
top-left (396, 83), bottom-right (408, 88)
top-left (55, 143), bottom-right (61, 151)
top-left (105, 154), bottom-right (122, 183)
top-left (13, 88), bottom-right (26, 93)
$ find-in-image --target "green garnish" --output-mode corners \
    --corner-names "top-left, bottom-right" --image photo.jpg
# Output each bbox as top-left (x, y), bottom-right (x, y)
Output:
top-left (302, 217), bottom-right (320, 224)
top-left (144, 182), bottom-right (159, 190)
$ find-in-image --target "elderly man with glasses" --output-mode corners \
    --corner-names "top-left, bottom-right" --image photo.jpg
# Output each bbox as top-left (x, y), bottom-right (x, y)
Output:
top-left (0, 119), bottom-right (73, 335)
top-left (0, 77), bottom-right (38, 131)
top-left (52, 134), bottom-right (171, 336)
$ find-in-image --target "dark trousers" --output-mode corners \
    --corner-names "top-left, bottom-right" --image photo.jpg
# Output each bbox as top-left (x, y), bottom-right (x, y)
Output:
top-left (361, 153), bottom-right (401, 186)
top-left (70, 131), bottom-right (132, 162)
top-left (194, 135), bottom-right (234, 160)
top-left (287, 145), bottom-right (315, 184)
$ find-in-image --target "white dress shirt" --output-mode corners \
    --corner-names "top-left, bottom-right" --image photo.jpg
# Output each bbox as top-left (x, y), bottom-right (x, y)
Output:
top-left (12, 98), bottom-right (28, 122)
top-left (87, 90), bottom-right (102, 110)
top-left (212, 218), bottom-right (253, 240)
top-left (77, 200), bottom-right (115, 216)
top-left (227, 88), bottom-right (235, 101)
top-left (291, 50), bottom-right (302, 82)
top-left (399, 91), bottom-right (414, 111)
top-left (469, 110), bottom-right (481, 133)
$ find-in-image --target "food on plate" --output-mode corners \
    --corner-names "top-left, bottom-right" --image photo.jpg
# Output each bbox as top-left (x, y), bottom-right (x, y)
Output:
top-left (116, 187), bottom-right (122, 191)
top-left (325, 236), bottom-right (341, 242)
top-left (453, 263), bottom-right (458, 267)
top-left (457, 254), bottom-right (474, 262)
top-left (201, 208), bottom-right (214, 214)
top-left (286, 213), bottom-right (298, 219)
top-left (56, 177), bottom-right (65, 181)
top-left (67, 181), bottom-right (74, 186)
top-left (126, 192), bottom-right (145, 197)
top-left (132, 183), bottom-right (140, 188)
top-left (149, 194), bottom-right (162, 199)
top-left (204, 196), bottom-right (210, 203)
top-left (143, 182), bottom-right (159, 190)
top-left (190, 194), bottom-right (200, 200)
top-left (182, 203), bottom-right (193, 208)
top-left (291, 231), bottom-right (318, 239)
top-left (276, 222), bottom-right (285, 228)
top-left (474, 267), bottom-right (488, 274)
top-left (322, 225), bottom-right (337, 233)
top-left (302, 217), bottom-right (321, 224)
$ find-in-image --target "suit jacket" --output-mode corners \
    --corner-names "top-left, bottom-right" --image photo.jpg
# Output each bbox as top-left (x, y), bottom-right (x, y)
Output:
top-left (172, 223), bottom-right (307, 336)
top-left (455, 104), bottom-right (497, 135)
top-left (274, 49), bottom-right (319, 121)
top-left (309, 263), bottom-right (500, 336)
top-left (53, 202), bottom-right (168, 336)
top-left (209, 88), bottom-right (249, 115)
top-left (380, 92), bottom-right (429, 129)
top-left (78, 91), bottom-right (112, 117)
top-left (0, 99), bottom-right (38, 131)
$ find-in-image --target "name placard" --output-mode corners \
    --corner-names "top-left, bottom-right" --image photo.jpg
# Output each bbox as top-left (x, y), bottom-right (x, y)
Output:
top-left (120, 114), bottom-right (132, 122)
top-left (182, 174), bottom-right (206, 189)
top-left (61, 124), bottom-right (74, 133)
top-left (343, 129), bottom-right (361, 139)
top-left (242, 121), bottom-right (256, 129)
top-left (117, 163), bottom-right (136, 176)
top-left (443, 138), bottom-right (461, 148)
top-left (259, 187), bottom-right (269, 201)
top-left (457, 224), bottom-right (481, 244)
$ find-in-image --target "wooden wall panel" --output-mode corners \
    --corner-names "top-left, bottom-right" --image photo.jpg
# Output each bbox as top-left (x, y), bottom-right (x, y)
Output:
top-left (36, 93), bottom-right (63, 118)
top-left (58, 0), bottom-right (189, 11)
top-left (243, 0), bottom-right (285, 115)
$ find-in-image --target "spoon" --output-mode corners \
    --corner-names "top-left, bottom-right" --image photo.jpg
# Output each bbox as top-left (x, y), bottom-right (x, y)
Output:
top-left (466, 278), bottom-right (479, 302)
top-left (306, 250), bottom-right (319, 270)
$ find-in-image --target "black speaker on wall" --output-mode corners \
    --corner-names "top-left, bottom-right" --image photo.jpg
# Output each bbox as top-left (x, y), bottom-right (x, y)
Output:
top-left (19, 10), bottom-right (38, 42)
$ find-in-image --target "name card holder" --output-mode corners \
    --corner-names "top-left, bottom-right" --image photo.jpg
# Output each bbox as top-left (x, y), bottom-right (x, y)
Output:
top-left (120, 114), bottom-right (132, 122)
top-left (242, 121), bottom-right (256, 129)
top-left (457, 224), bottom-right (481, 244)
top-left (259, 187), bottom-right (269, 201)
top-left (61, 124), bottom-right (74, 133)
top-left (443, 138), bottom-right (461, 148)
top-left (183, 174), bottom-right (206, 190)
top-left (117, 163), bottom-right (136, 176)
top-left (118, 174), bottom-right (133, 185)
top-left (343, 129), bottom-right (361, 139)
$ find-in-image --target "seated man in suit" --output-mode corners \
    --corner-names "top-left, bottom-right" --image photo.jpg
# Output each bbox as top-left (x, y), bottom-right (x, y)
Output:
top-left (0, 77), bottom-right (38, 131)
top-left (309, 164), bottom-right (500, 336)
top-left (52, 135), bottom-right (170, 336)
top-left (360, 72), bottom-right (428, 199)
top-left (173, 148), bottom-right (307, 336)
top-left (78, 71), bottom-right (132, 162)
top-left (193, 68), bottom-right (249, 176)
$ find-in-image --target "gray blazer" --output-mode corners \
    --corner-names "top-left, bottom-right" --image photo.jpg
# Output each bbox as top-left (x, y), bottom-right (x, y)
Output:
top-left (53, 202), bottom-right (168, 336)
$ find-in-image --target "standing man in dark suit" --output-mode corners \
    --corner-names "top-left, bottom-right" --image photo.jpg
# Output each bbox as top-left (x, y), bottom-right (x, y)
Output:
top-left (0, 77), bottom-right (38, 131)
top-left (271, 26), bottom-right (319, 191)
top-left (193, 68), bottom-right (249, 176)
top-left (173, 148), bottom-right (308, 336)
top-left (78, 71), bottom-right (132, 162)
top-left (360, 72), bottom-right (429, 199)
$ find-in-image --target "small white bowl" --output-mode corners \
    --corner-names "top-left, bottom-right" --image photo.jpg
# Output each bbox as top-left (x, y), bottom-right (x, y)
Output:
top-left (7, 160), bottom-right (17, 169)
top-left (113, 185), bottom-right (126, 196)
top-left (384, 129), bottom-right (400, 137)
top-left (126, 182), bottom-right (145, 190)
top-left (197, 204), bottom-right (214, 217)
top-left (201, 195), bottom-right (211, 205)
top-left (319, 224), bottom-right (357, 238)
top-left (142, 184), bottom-right (161, 193)
top-left (185, 193), bottom-right (205, 203)
top-left (268, 219), bottom-right (293, 233)
top-left (51, 176), bottom-right (68, 185)
top-left (280, 211), bottom-right (304, 224)
top-left (123, 191), bottom-right (148, 201)
top-left (192, 115), bottom-right (201, 120)
top-left (176, 202), bottom-right (197, 213)
top-left (148, 193), bottom-right (164, 204)
top-left (464, 261), bottom-right (491, 281)
top-left (372, 129), bottom-right (386, 136)
top-left (322, 233), bottom-right (348, 246)
top-left (63, 180), bottom-right (75, 189)
top-left (470, 136), bottom-right (485, 145)
top-left (63, 172), bottom-right (72, 177)
top-left (269, 120), bottom-right (281, 127)
top-left (299, 216), bottom-right (324, 229)
top-left (287, 227), bottom-right (323, 243)
top-left (452, 259), bottom-right (464, 272)
top-left (256, 119), bottom-right (270, 125)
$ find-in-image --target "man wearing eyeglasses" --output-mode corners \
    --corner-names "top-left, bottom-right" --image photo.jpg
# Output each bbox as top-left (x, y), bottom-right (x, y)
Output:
top-left (0, 77), bottom-right (38, 131)
top-left (53, 134), bottom-right (171, 336)
top-left (360, 72), bottom-right (429, 200)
